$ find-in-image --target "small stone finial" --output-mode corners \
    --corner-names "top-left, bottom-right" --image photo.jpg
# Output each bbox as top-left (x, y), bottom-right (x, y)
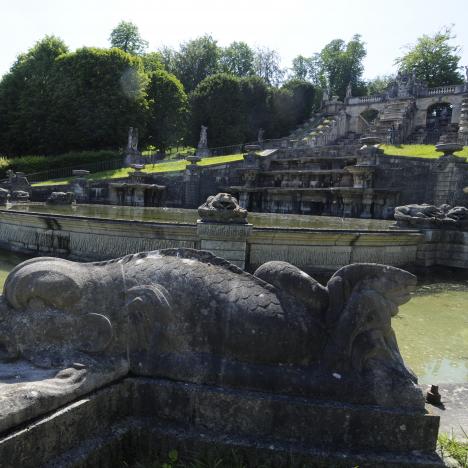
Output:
top-left (426, 385), bottom-right (441, 405)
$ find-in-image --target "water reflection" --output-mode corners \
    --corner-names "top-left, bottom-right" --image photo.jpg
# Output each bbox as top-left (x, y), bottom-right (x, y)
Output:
top-left (0, 203), bottom-right (394, 230)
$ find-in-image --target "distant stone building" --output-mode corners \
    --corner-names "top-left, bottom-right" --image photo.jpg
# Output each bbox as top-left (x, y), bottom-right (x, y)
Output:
top-left (295, 73), bottom-right (468, 146)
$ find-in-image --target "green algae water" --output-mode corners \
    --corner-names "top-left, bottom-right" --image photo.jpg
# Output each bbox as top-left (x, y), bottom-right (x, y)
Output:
top-left (394, 281), bottom-right (468, 385)
top-left (0, 248), bottom-right (465, 384)
top-left (0, 251), bottom-right (30, 291)
top-left (0, 204), bottom-right (394, 230)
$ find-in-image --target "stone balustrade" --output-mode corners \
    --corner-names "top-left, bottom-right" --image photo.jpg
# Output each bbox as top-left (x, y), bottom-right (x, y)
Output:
top-left (427, 84), bottom-right (464, 95)
top-left (348, 95), bottom-right (384, 105)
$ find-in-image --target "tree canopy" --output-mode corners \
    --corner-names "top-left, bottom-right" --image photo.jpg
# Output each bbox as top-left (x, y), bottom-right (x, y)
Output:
top-left (172, 35), bottom-right (221, 93)
top-left (47, 47), bottom-right (148, 154)
top-left (318, 35), bottom-right (367, 99)
top-left (146, 70), bottom-right (188, 152)
top-left (220, 42), bottom-right (255, 77)
top-left (109, 21), bottom-right (148, 55)
top-left (395, 27), bottom-right (463, 87)
top-left (0, 36), bottom-right (69, 155)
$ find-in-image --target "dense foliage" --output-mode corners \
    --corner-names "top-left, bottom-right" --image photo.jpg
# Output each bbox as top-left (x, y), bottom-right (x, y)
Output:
top-left (395, 27), bottom-right (463, 87)
top-left (0, 36), bottom-right (68, 155)
top-left (0, 23), bottom-right (464, 161)
top-left (109, 21), bottom-right (148, 55)
top-left (47, 47), bottom-right (148, 154)
top-left (146, 70), bottom-right (188, 152)
top-left (0, 150), bottom-right (120, 178)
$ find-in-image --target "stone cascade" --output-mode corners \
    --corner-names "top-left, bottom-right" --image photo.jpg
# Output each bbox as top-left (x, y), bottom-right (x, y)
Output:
top-left (371, 99), bottom-right (416, 143)
top-left (108, 165), bottom-right (166, 207)
top-left (228, 141), bottom-right (399, 219)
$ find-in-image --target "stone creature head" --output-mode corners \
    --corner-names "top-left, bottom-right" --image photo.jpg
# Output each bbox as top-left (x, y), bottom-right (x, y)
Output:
top-left (325, 263), bottom-right (421, 407)
top-left (0, 257), bottom-right (122, 368)
top-left (198, 193), bottom-right (248, 223)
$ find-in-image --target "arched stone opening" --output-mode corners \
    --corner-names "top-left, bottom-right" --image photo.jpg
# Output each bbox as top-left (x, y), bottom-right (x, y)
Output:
top-left (425, 103), bottom-right (453, 143)
top-left (360, 108), bottom-right (379, 124)
top-left (357, 109), bottom-right (379, 134)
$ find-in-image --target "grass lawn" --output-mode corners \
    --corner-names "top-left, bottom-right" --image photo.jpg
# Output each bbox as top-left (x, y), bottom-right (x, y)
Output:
top-left (381, 144), bottom-right (468, 159)
top-left (438, 431), bottom-right (468, 467)
top-left (33, 153), bottom-right (244, 186)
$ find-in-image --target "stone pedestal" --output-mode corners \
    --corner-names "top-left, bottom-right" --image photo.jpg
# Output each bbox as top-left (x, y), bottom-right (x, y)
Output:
top-left (70, 170), bottom-right (90, 203)
top-left (433, 142), bottom-right (467, 206)
top-left (197, 221), bottom-right (252, 269)
top-left (184, 164), bottom-right (202, 208)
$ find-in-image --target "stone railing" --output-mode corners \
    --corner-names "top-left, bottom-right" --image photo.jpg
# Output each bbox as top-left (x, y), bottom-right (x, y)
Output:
top-left (427, 84), bottom-right (464, 96)
top-left (301, 111), bottom-right (349, 148)
top-left (348, 95), bottom-right (384, 105)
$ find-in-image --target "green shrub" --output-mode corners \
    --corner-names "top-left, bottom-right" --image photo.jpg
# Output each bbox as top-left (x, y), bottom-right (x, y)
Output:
top-left (0, 150), bottom-right (120, 178)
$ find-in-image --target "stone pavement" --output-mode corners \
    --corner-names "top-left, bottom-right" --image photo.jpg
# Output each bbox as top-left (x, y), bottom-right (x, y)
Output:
top-left (423, 383), bottom-right (468, 440)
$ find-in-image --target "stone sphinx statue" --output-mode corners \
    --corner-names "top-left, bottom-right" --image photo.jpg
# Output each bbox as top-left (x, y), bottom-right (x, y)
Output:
top-left (0, 248), bottom-right (424, 424)
top-left (198, 193), bottom-right (248, 224)
top-left (395, 203), bottom-right (468, 228)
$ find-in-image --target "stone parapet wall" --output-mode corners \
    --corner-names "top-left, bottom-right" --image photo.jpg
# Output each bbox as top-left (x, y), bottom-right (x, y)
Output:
top-left (0, 208), bottom-right (425, 273)
top-left (1, 208), bottom-right (467, 272)
top-left (416, 229), bottom-right (468, 269)
top-left (249, 228), bottom-right (423, 272)
top-left (0, 210), bottom-right (197, 261)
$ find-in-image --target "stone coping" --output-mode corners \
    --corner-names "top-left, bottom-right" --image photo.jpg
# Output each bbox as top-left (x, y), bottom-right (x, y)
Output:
top-left (0, 207), bottom-right (416, 235)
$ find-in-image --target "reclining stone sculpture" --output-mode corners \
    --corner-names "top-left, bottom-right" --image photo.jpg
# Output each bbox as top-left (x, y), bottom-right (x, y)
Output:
top-left (0, 248), bottom-right (424, 417)
top-left (395, 203), bottom-right (468, 228)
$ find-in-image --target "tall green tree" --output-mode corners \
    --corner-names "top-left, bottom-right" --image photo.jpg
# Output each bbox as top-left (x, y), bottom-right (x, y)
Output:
top-left (190, 73), bottom-right (245, 146)
top-left (47, 47), bottom-right (148, 153)
top-left (395, 27), bottom-right (463, 87)
top-left (281, 79), bottom-right (315, 124)
top-left (141, 52), bottom-right (165, 73)
top-left (220, 41), bottom-right (255, 77)
top-left (318, 35), bottom-right (367, 100)
top-left (239, 76), bottom-right (272, 141)
top-left (366, 74), bottom-right (395, 95)
top-left (172, 35), bottom-right (221, 93)
top-left (253, 47), bottom-right (284, 86)
top-left (158, 45), bottom-right (177, 73)
top-left (146, 70), bottom-right (188, 153)
top-left (0, 36), bottom-right (68, 155)
top-left (109, 21), bottom-right (148, 55)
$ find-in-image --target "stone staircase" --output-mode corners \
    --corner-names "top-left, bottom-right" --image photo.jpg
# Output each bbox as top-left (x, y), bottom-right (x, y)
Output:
top-left (370, 99), bottom-right (416, 143)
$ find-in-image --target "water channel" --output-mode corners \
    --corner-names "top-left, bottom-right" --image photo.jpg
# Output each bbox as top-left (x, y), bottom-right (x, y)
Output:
top-left (0, 249), bottom-right (465, 385)
top-left (1, 203), bottom-right (394, 230)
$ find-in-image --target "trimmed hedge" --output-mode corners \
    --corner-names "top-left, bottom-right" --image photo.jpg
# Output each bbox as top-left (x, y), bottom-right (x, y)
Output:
top-left (0, 150), bottom-right (120, 179)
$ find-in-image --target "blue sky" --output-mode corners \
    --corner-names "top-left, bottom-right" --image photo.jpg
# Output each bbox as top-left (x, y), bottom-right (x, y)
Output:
top-left (1, 0), bottom-right (467, 80)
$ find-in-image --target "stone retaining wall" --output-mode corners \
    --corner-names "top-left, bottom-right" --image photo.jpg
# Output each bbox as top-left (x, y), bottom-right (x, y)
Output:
top-left (0, 208), bottom-right (434, 273)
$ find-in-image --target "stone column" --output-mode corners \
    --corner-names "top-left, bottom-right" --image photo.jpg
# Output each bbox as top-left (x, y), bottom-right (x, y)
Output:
top-left (432, 141), bottom-right (467, 206)
top-left (458, 94), bottom-right (468, 145)
top-left (70, 170), bottom-right (90, 203)
top-left (184, 156), bottom-right (202, 208)
top-left (197, 193), bottom-right (252, 269)
top-left (360, 189), bottom-right (374, 218)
